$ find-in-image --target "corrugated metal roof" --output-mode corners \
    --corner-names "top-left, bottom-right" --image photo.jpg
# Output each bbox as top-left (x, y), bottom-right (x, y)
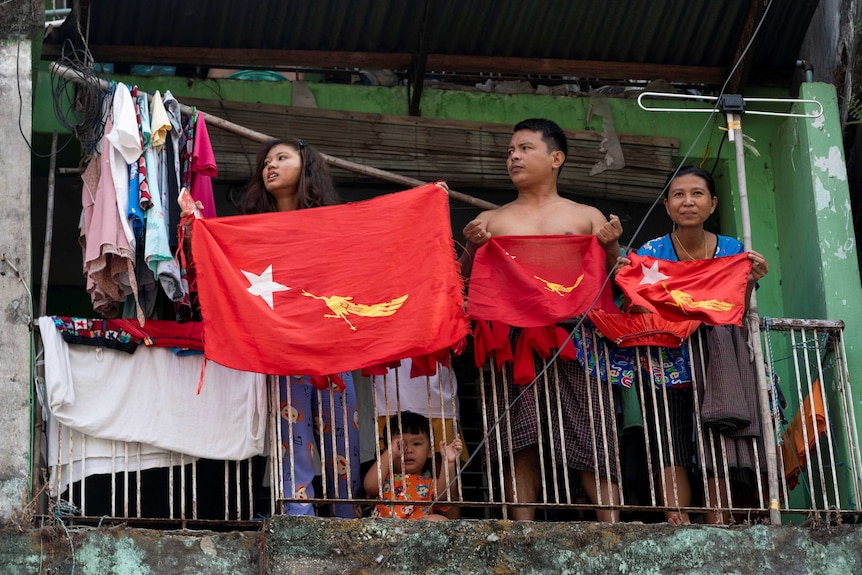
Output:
top-left (47, 0), bottom-right (818, 85)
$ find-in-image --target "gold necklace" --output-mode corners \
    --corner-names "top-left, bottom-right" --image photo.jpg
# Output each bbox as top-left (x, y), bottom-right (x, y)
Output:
top-left (673, 230), bottom-right (708, 260)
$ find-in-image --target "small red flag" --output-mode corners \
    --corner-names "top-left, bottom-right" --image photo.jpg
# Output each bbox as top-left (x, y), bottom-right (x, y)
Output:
top-left (467, 235), bottom-right (615, 327)
top-left (615, 253), bottom-right (752, 326)
top-left (192, 184), bottom-right (468, 376)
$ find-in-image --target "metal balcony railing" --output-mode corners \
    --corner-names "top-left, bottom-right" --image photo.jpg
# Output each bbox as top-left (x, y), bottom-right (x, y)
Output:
top-left (38, 317), bottom-right (858, 527)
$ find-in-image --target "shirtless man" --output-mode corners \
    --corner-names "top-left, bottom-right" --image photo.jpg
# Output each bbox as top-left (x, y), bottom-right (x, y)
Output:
top-left (460, 118), bottom-right (622, 522)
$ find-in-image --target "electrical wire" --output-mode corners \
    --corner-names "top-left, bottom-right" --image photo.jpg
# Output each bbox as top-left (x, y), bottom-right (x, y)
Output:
top-left (373, 1), bottom-right (777, 571)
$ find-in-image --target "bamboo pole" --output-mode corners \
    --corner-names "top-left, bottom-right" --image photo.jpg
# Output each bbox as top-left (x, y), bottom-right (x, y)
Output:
top-left (49, 62), bottom-right (498, 210)
top-left (39, 130), bottom-right (58, 318)
top-left (730, 113), bottom-right (782, 525)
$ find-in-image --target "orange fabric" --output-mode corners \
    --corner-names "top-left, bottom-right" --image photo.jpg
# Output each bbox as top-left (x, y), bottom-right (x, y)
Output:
top-left (192, 184), bottom-right (468, 376)
top-left (616, 253), bottom-right (752, 326)
top-left (781, 380), bottom-right (827, 489)
top-left (372, 473), bottom-right (435, 519)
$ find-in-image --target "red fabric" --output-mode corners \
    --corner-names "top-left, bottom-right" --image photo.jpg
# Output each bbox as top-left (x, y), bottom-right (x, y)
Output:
top-left (111, 318), bottom-right (204, 350)
top-left (472, 320), bottom-right (513, 369)
top-left (587, 309), bottom-right (701, 348)
top-left (192, 184), bottom-right (468, 376)
top-left (190, 114), bottom-right (218, 219)
top-left (615, 253), bottom-right (752, 326)
top-left (467, 235), bottom-right (615, 328)
top-left (409, 348), bottom-right (451, 378)
top-left (361, 361), bottom-right (401, 377)
top-left (512, 325), bottom-right (579, 385)
top-left (308, 373), bottom-right (345, 392)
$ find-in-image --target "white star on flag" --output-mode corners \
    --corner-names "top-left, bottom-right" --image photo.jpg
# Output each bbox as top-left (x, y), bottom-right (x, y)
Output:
top-left (242, 264), bottom-right (290, 309)
top-left (639, 260), bottom-right (671, 285)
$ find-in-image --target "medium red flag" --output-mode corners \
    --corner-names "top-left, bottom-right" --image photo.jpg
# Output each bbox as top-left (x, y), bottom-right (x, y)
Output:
top-left (615, 253), bottom-right (752, 326)
top-left (192, 183), bottom-right (468, 376)
top-left (466, 235), bottom-right (615, 327)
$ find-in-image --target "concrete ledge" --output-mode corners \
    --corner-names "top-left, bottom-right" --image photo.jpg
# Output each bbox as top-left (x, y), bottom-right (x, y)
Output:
top-left (1, 517), bottom-right (860, 574)
top-left (267, 516), bottom-right (862, 575)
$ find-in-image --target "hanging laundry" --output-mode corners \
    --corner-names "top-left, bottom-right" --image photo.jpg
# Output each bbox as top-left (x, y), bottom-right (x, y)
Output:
top-left (39, 316), bottom-right (267, 461)
top-left (82, 114), bottom-right (140, 318)
top-left (189, 112), bottom-right (218, 219)
top-left (781, 379), bottom-right (828, 490)
top-left (106, 83), bottom-right (143, 251)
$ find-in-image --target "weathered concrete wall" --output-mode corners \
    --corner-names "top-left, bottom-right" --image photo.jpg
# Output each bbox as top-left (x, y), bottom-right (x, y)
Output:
top-left (2, 519), bottom-right (861, 575)
top-left (266, 517), bottom-right (862, 575)
top-left (0, 37), bottom-right (33, 521)
top-left (0, 524), bottom-right (262, 575)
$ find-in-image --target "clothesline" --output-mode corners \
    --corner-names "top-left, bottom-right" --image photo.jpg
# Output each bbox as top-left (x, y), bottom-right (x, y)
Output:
top-left (49, 62), bottom-right (498, 211)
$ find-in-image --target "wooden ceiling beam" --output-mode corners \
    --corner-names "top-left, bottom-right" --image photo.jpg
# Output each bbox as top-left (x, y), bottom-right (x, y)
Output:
top-left (42, 44), bottom-right (724, 85)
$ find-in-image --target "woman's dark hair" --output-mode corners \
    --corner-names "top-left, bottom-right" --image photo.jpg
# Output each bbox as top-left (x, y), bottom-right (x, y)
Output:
top-left (665, 165), bottom-right (717, 198)
top-left (237, 137), bottom-right (340, 214)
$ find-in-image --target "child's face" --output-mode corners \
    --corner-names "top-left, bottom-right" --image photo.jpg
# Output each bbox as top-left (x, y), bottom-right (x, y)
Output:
top-left (394, 432), bottom-right (432, 475)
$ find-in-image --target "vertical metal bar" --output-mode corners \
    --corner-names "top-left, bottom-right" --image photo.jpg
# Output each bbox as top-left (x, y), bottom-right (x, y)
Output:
top-left (447, 358), bottom-right (463, 502)
top-left (223, 460), bottom-right (229, 521)
top-left (234, 460), bottom-right (241, 521)
top-left (326, 386), bottom-right (339, 501)
top-left (110, 440), bottom-right (116, 518)
top-left (247, 458), bottom-right (254, 520)
top-left (286, 378), bottom-right (296, 509)
top-left (426, 374), bottom-right (440, 502)
top-left (372, 373), bottom-right (385, 507)
top-left (591, 330), bottom-right (614, 507)
top-left (580, 324), bottom-right (602, 505)
top-left (317, 388), bottom-right (328, 501)
top-left (797, 328), bottom-right (822, 513)
top-left (646, 349), bottom-right (667, 511)
top-left (135, 443), bottom-right (141, 518)
top-left (601, 340), bottom-right (624, 507)
top-left (532, 371), bottom-right (548, 506)
top-left (168, 452), bottom-right (174, 520)
top-left (500, 365), bottom-right (518, 509)
top-left (80, 435), bottom-right (86, 516)
top-left (761, 325), bottom-right (790, 508)
top-left (488, 358), bottom-right (506, 514)
top-left (478, 368), bottom-right (496, 507)
top-left (658, 350), bottom-right (680, 517)
top-left (690, 332), bottom-right (712, 510)
top-left (67, 427), bottom-right (74, 507)
top-left (180, 453), bottom-right (186, 521)
top-left (268, 375), bottom-right (279, 517)
top-left (540, 360), bottom-right (557, 504)
top-left (551, 360), bottom-right (572, 504)
top-left (836, 330), bottom-right (862, 509)
top-left (635, 348), bottom-right (657, 506)
top-left (814, 331), bottom-right (841, 514)
top-left (123, 442), bottom-right (129, 517)
top-left (341, 382), bottom-right (354, 503)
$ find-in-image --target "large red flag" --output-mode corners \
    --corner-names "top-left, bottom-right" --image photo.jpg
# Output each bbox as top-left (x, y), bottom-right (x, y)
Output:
top-left (615, 253), bottom-right (752, 326)
top-left (192, 183), bottom-right (468, 376)
top-left (466, 235), bottom-right (615, 327)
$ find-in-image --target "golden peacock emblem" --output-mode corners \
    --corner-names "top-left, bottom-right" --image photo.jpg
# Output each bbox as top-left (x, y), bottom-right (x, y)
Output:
top-left (301, 290), bottom-right (408, 331)
top-left (533, 274), bottom-right (584, 296)
top-left (663, 285), bottom-right (734, 314)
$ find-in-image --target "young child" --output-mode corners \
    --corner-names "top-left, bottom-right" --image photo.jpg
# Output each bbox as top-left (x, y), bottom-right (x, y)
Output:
top-left (364, 411), bottom-right (463, 521)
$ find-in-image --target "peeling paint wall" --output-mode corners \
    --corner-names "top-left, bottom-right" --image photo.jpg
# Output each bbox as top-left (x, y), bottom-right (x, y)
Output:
top-left (0, 38), bottom-right (33, 520)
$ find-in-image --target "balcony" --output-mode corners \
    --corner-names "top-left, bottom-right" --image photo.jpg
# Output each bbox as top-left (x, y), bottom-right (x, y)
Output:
top-left (37, 317), bottom-right (857, 527)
